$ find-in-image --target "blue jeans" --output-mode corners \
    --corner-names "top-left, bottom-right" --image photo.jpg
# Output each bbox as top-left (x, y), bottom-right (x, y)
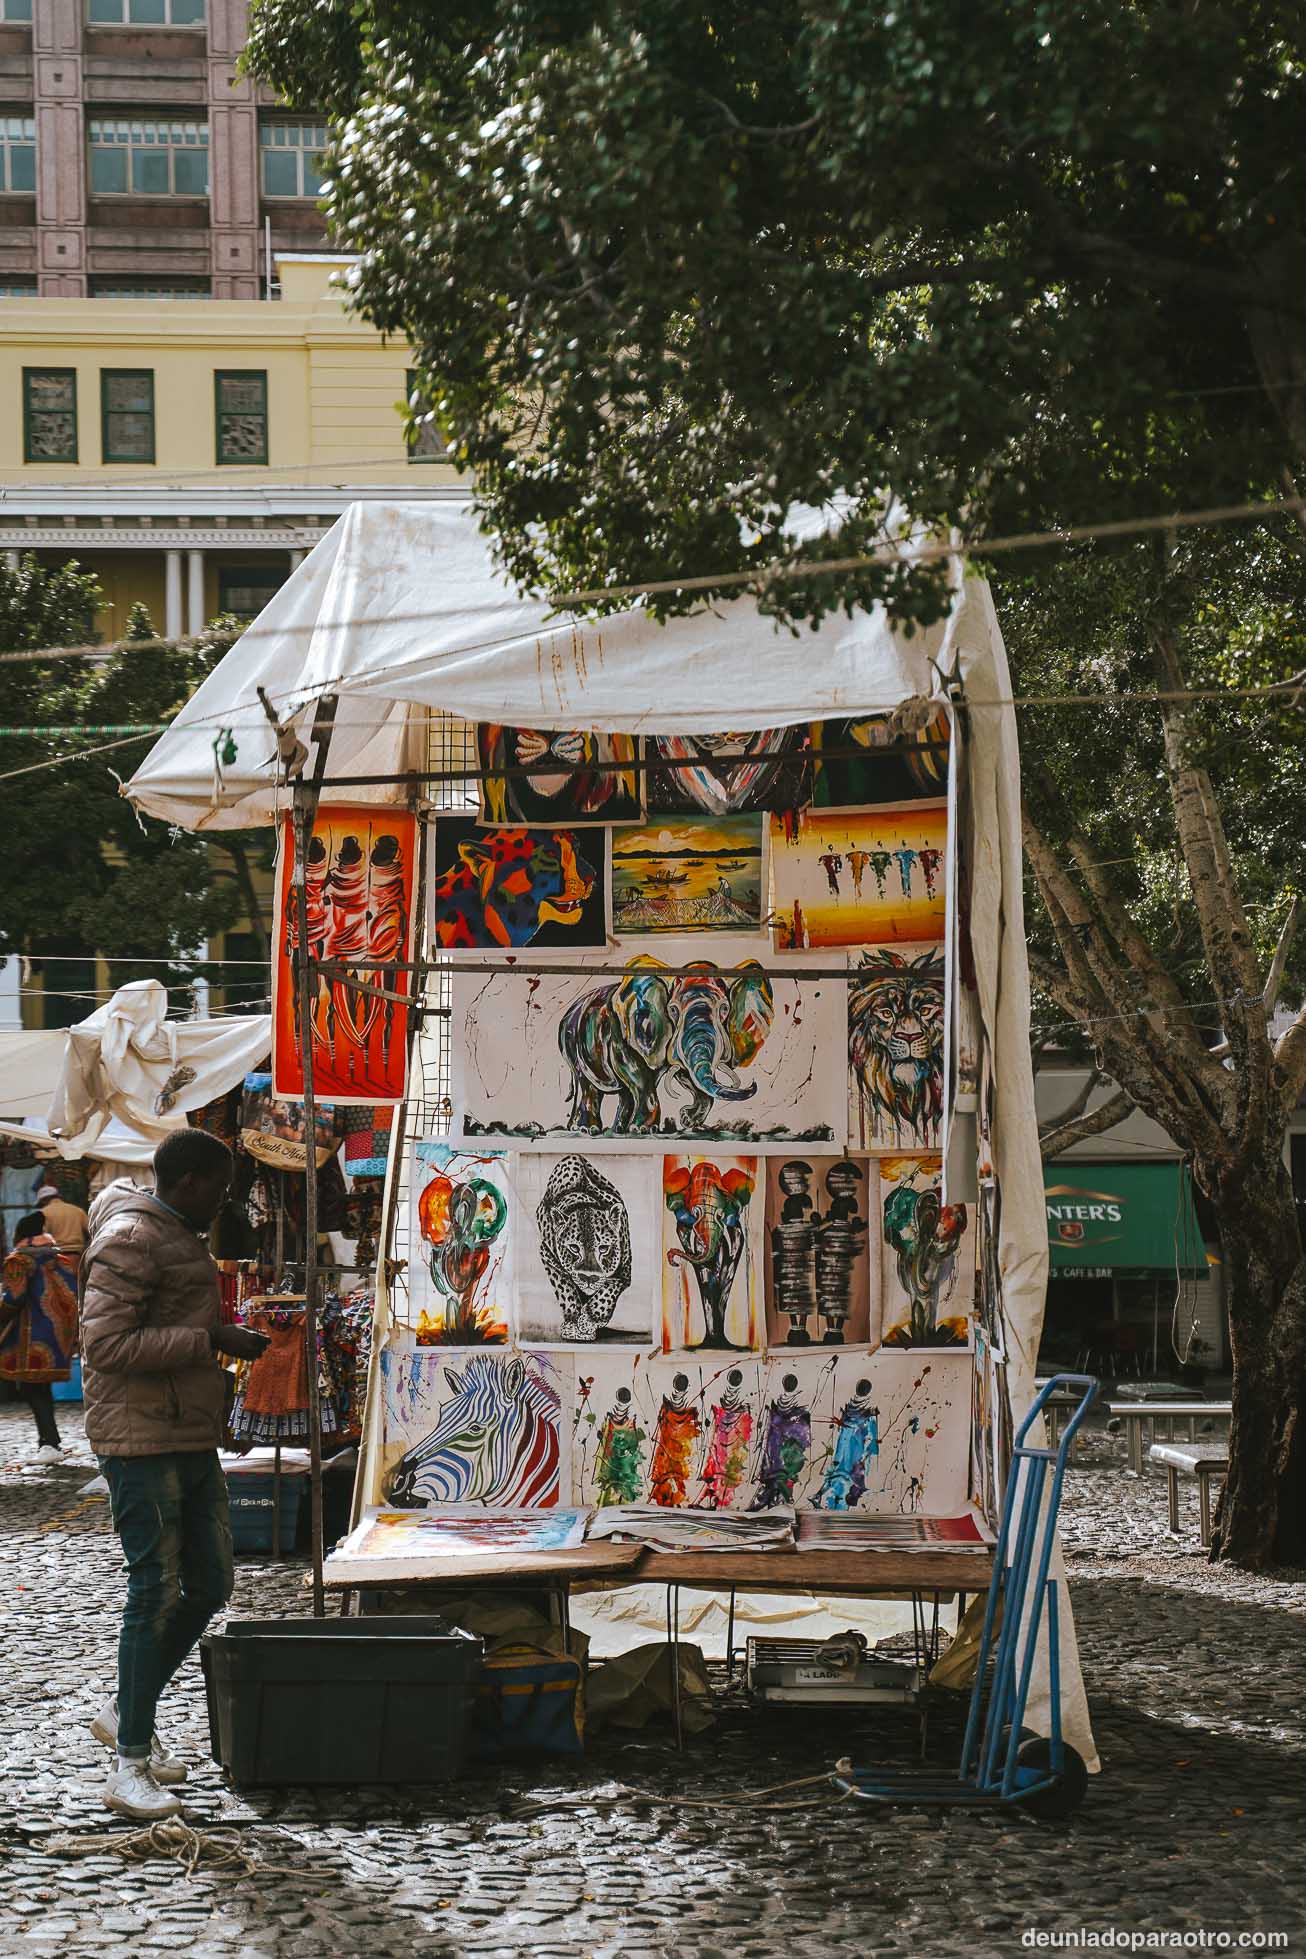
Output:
top-left (100, 1450), bottom-right (234, 1757)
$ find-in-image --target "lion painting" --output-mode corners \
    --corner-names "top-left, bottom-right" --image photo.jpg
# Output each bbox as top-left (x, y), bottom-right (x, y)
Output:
top-left (848, 948), bottom-right (944, 1148)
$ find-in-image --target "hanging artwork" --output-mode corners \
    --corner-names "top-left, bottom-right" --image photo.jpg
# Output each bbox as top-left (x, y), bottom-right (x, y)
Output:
top-left (570, 1349), bottom-right (971, 1515)
top-left (513, 1153), bottom-right (658, 1346)
top-left (878, 1154), bottom-right (974, 1348)
top-left (451, 938), bottom-right (845, 1150)
top-left (847, 945), bottom-right (945, 1150)
top-left (611, 815), bottom-right (764, 936)
top-left (661, 1154), bottom-right (762, 1353)
top-left (478, 723), bottom-right (643, 826)
top-left (770, 804), bottom-right (948, 950)
top-left (809, 710), bottom-right (951, 811)
top-left (430, 818), bottom-right (608, 951)
top-left (763, 1155), bottom-right (874, 1349)
top-left (407, 1142), bottom-right (514, 1346)
top-left (381, 1345), bottom-right (572, 1508)
top-left (646, 728), bottom-right (811, 816)
top-left (272, 803), bottom-right (418, 1103)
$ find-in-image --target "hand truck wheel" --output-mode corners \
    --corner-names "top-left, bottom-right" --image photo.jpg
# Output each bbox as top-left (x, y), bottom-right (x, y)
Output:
top-left (1013, 1737), bottom-right (1089, 1820)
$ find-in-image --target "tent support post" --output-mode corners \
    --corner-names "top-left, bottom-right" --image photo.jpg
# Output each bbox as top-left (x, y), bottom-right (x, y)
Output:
top-left (291, 695), bottom-right (338, 1619)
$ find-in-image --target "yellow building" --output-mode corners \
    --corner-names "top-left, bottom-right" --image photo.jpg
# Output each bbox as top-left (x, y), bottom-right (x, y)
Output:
top-left (0, 253), bottom-right (457, 638)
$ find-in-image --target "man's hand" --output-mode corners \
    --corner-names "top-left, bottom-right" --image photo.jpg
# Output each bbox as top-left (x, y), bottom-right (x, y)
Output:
top-left (212, 1325), bottom-right (272, 1362)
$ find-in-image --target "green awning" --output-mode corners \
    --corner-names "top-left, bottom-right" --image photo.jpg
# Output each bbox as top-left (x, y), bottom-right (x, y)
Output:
top-left (1044, 1162), bottom-right (1206, 1272)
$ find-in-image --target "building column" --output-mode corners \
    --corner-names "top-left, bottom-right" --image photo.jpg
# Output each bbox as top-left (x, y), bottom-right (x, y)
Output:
top-left (3, 550), bottom-right (19, 572)
top-left (187, 549), bottom-right (205, 634)
top-left (165, 551), bottom-right (183, 640)
top-left (289, 548), bottom-right (306, 572)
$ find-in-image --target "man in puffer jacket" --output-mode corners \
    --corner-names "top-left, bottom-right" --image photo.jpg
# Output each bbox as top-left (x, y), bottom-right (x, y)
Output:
top-left (81, 1129), bottom-right (268, 1820)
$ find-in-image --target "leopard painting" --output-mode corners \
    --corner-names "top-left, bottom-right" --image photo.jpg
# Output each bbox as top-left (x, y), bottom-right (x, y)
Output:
top-left (432, 824), bottom-right (600, 950)
top-left (534, 1154), bottom-right (633, 1341)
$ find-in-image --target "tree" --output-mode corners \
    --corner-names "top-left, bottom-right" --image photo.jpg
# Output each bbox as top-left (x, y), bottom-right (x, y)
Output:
top-left (245, 0), bottom-right (1306, 617)
top-left (245, 0), bottom-right (1306, 1564)
top-left (0, 558), bottom-right (267, 1013)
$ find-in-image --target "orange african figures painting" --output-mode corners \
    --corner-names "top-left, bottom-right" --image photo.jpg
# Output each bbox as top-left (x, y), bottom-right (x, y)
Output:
top-left (273, 804), bottom-right (418, 1103)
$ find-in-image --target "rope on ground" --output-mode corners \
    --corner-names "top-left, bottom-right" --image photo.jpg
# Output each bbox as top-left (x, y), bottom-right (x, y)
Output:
top-left (508, 1766), bottom-right (856, 1819)
top-left (43, 1818), bottom-right (303, 1879)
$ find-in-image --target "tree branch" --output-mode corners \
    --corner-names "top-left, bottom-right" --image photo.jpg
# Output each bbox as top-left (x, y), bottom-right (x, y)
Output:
top-left (1041, 1066), bottom-right (1103, 1134)
top-left (1039, 1087), bottom-right (1136, 1160)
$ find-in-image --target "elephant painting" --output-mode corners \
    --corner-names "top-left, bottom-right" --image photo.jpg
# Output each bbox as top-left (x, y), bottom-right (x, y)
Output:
top-left (559, 955), bottom-right (774, 1136)
top-left (664, 1159), bottom-right (757, 1350)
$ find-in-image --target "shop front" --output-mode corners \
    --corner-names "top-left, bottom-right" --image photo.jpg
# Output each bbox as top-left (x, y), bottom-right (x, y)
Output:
top-left (1041, 1161), bottom-right (1223, 1382)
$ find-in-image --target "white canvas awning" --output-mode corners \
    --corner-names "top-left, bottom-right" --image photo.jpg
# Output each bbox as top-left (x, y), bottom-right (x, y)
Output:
top-left (126, 500), bottom-right (959, 831)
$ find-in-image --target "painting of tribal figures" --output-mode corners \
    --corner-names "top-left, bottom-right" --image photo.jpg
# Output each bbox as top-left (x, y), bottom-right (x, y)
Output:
top-left (451, 937), bottom-right (845, 1150)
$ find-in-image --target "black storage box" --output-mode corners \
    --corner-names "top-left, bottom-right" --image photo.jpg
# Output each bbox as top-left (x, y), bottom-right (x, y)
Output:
top-left (225, 1472), bottom-right (307, 1554)
top-left (201, 1617), bottom-right (484, 1786)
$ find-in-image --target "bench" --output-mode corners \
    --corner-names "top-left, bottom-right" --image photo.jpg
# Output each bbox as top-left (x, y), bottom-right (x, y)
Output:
top-left (1148, 1441), bottom-right (1229, 1547)
top-left (1107, 1399), bottom-right (1232, 1475)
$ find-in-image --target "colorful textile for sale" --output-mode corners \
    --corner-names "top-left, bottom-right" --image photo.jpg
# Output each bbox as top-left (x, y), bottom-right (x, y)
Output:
top-left (0, 1244), bottom-right (78, 1384)
top-left (341, 1105), bottom-right (394, 1179)
top-left (227, 1304), bottom-right (343, 1445)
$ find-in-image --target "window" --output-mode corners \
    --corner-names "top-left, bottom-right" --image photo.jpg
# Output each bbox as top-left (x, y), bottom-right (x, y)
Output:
top-left (215, 370), bottom-right (268, 464)
top-left (90, 277), bottom-right (208, 298)
top-left (218, 564), bottom-right (284, 619)
top-left (0, 281), bottom-right (38, 296)
top-left (0, 116), bottom-right (35, 193)
top-left (0, 0), bottom-right (34, 19)
top-left (259, 120), bottom-right (326, 199)
top-left (23, 368), bottom-right (77, 462)
top-left (101, 368), bottom-right (154, 463)
top-left (406, 368), bottom-right (446, 463)
top-left (88, 118), bottom-right (208, 197)
top-left (88, 0), bottom-right (205, 22)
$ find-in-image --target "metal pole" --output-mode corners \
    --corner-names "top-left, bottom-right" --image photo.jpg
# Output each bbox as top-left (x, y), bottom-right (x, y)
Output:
top-left (292, 779), bottom-right (326, 1617)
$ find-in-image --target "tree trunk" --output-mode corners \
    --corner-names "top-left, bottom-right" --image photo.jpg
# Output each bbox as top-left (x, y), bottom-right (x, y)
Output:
top-left (1208, 1148), bottom-right (1306, 1568)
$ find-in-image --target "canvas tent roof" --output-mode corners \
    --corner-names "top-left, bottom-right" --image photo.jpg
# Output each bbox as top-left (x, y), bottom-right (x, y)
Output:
top-left (127, 499), bottom-right (961, 832)
top-left (125, 496), bottom-right (1096, 1771)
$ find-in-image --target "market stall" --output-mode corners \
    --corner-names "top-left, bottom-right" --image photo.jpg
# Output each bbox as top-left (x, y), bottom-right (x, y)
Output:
top-left (127, 496), bottom-right (1097, 1771)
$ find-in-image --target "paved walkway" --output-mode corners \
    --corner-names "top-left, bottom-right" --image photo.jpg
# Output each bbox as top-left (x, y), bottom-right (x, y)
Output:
top-left (1, 1405), bottom-right (1303, 1958)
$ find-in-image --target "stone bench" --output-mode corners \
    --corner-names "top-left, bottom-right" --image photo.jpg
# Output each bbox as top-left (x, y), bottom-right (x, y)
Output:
top-left (1148, 1442), bottom-right (1229, 1547)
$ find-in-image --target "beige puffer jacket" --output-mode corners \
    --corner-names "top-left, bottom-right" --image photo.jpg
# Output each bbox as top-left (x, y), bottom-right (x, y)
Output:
top-left (81, 1186), bottom-right (225, 1458)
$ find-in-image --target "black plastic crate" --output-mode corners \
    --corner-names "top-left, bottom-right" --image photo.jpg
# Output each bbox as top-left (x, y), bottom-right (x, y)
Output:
top-left (201, 1616), bottom-right (483, 1786)
top-left (225, 1472), bottom-right (306, 1554)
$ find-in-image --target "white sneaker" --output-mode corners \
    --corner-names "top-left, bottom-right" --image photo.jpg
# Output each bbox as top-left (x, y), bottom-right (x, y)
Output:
top-left (90, 1698), bottom-right (188, 1785)
top-left (104, 1756), bottom-right (184, 1821)
top-left (33, 1444), bottom-right (62, 1464)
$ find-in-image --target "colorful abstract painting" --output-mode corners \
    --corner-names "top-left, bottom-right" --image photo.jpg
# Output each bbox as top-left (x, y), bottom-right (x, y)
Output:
top-left (763, 1155), bottom-right (873, 1349)
top-left (326, 1505), bottom-right (590, 1580)
top-left (407, 1142), bottom-right (514, 1347)
top-left (451, 938), bottom-right (845, 1151)
top-left (661, 1153), bottom-right (762, 1353)
top-left (646, 728), bottom-right (811, 816)
top-left (430, 818), bottom-right (608, 952)
top-left (848, 945), bottom-right (945, 1149)
top-left (477, 723), bottom-right (643, 825)
top-left (809, 710), bottom-right (951, 811)
top-left (381, 1345), bottom-right (572, 1509)
top-left (272, 804), bottom-right (417, 1104)
top-left (878, 1154), bottom-right (974, 1349)
top-left (611, 815), bottom-right (764, 936)
top-left (569, 1349), bottom-right (970, 1514)
top-left (770, 804), bottom-right (948, 949)
top-left (797, 1510), bottom-right (989, 1550)
top-left (513, 1153), bottom-right (658, 1346)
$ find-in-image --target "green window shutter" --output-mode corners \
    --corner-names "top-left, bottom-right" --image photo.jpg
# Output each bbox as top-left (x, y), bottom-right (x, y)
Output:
top-left (215, 370), bottom-right (268, 465)
top-left (23, 369), bottom-right (78, 463)
top-left (101, 369), bottom-right (155, 463)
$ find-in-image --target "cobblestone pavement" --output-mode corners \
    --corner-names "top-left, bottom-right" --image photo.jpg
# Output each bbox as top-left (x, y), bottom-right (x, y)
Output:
top-left (2, 1404), bottom-right (1303, 1958)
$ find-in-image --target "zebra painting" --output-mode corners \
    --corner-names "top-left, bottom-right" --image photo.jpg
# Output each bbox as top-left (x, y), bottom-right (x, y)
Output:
top-left (384, 1352), bottom-right (564, 1508)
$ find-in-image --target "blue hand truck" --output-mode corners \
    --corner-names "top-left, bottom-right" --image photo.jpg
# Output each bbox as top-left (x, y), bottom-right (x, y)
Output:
top-left (832, 1372), bottom-right (1098, 1820)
